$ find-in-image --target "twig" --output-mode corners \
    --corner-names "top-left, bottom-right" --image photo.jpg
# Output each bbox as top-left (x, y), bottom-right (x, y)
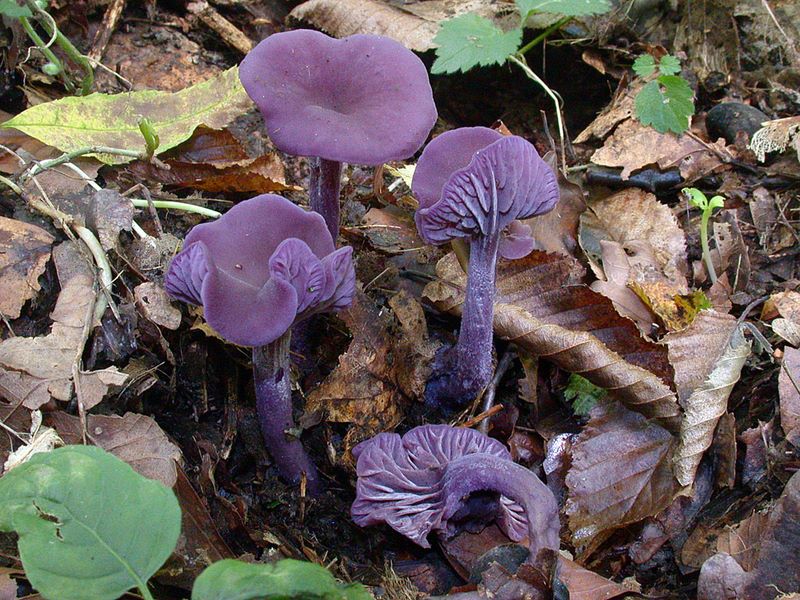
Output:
top-left (478, 351), bottom-right (516, 434)
top-left (89, 0), bottom-right (127, 63)
top-left (187, 1), bottom-right (254, 55)
top-left (460, 404), bottom-right (504, 430)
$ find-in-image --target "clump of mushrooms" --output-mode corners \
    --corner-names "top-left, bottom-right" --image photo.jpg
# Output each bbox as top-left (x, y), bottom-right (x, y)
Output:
top-left (165, 194), bottom-right (355, 493)
top-left (413, 128), bottom-right (560, 408)
top-left (351, 424), bottom-right (559, 567)
top-left (239, 29), bottom-right (438, 240)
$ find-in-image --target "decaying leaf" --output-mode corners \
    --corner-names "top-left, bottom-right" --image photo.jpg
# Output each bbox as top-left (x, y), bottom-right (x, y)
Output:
top-left (0, 216), bottom-right (54, 320)
top-left (2, 410), bottom-right (62, 473)
top-left (425, 252), bottom-right (680, 430)
top-left (715, 510), bottom-right (770, 572)
top-left (779, 347), bottom-right (800, 437)
top-left (669, 318), bottom-right (750, 486)
top-left (574, 77), bottom-right (640, 144)
top-left (749, 115), bottom-right (800, 162)
top-left (565, 400), bottom-right (678, 557)
top-left (0, 242), bottom-right (127, 410)
top-left (1, 68), bottom-right (252, 164)
top-left (290, 0), bottom-right (440, 51)
top-left (52, 189), bottom-right (134, 253)
top-left (49, 411), bottom-right (182, 487)
top-left (763, 291), bottom-right (800, 347)
top-left (556, 557), bottom-right (640, 600)
top-left (525, 165), bottom-right (587, 257)
top-left (590, 119), bottom-right (727, 181)
top-left (580, 188), bottom-right (688, 281)
top-left (347, 206), bottom-right (424, 255)
top-left (135, 282), bottom-right (182, 330)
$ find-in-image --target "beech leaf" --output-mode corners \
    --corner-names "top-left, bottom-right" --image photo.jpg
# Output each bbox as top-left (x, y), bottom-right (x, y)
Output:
top-left (779, 346), bottom-right (800, 436)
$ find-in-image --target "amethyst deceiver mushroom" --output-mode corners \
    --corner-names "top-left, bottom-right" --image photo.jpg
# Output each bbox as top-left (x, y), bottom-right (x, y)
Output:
top-left (351, 424), bottom-right (559, 565)
top-left (413, 128), bottom-right (559, 407)
top-left (239, 29), bottom-right (437, 241)
top-left (165, 194), bottom-right (355, 492)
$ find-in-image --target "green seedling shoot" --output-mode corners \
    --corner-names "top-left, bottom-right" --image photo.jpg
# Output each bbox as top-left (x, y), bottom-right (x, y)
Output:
top-left (683, 187), bottom-right (725, 284)
top-left (138, 117), bottom-right (160, 159)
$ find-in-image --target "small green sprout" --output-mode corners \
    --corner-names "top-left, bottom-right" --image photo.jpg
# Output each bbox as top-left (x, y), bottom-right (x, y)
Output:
top-left (138, 117), bottom-right (160, 159)
top-left (683, 187), bottom-right (725, 284)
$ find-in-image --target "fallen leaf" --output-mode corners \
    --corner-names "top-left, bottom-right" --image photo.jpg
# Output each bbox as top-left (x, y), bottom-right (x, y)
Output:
top-left (740, 421), bottom-right (772, 486)
top-left (387, 291), bottom-right (441, 399)
top-left (0, 217), bottom-right (54, 319)
top-left (556, 557), bottom-right (640, 600)
top-left (290, 0), bottom-right (439, 51)
top-left (346, 206), bottom-right (424, 255)
top-left (574, 77), bottom-right (639, 144)
top-left (135, 282), bottom-right (182, 330)
top-left (715, 510), bottom-right (770, 572)
top-left (590, 119), bottom-right (726, 180)
top-left (2, 410), bottom-right (62, 473)
top-left (565, 400), bottom-right (678, 557)
top-left (1, 67), bottom-right (252, 164)
top-left (0, 242), bottom-right (127, 409)
top-left (779, 347), bottom-right (800, 437)
top-left (743, 470), bottom-right (800, 599)
top-left (697, 552), bottom-right (747, 600)
top-left (425, 252), bottom-right (680, 430)
top-left (49, 411), bottom-right (182, 487)
top-left (51, 189), bottom-right (134, 253)
top-left (631, 283), bottom-right (710, 333)
top-left (525, 166), bottom-right (586, 257)
top-left (764, 291), bottom-right (800, 347)
top-left (669, 320), bottom-right (750, 486)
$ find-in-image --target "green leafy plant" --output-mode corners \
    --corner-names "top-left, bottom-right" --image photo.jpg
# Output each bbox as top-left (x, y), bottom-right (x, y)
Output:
top-left (683, 187), bottom-right (725, 284)
top-left (0, 445), bottom-right (181, 600)
top-left (431, 0), bottom-right (611, 166)
top-left (564, 373), bottom-right (607, 416)
top-left (632, 53), bottom-right (695, 134)
top-left (192, 559), bottom-right (373, 600)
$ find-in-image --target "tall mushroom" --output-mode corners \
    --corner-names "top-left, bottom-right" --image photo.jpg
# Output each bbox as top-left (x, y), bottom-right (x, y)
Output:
top-left (351, 424), bottom-right (559, 567)
top-left (413, 129), bottom-right (559, 408)
top-left (165, 194), bottom-right (355, 493)
top-left (239, 29), bottom-right (438, 241)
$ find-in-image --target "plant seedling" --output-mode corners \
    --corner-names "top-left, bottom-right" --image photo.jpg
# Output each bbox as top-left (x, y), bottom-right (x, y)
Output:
top-left (683, 187), bottom-right (725, 284)
top-left (165, 194), bottom-right (355, 493)
top-left (633, 53), bottom-right (695, 134)
top-left (413, 128), bottom-right (559, 408)
top-left (239, 30), bottom-right (437, 241)
top-left (351, 424), bottom-right (559, 566)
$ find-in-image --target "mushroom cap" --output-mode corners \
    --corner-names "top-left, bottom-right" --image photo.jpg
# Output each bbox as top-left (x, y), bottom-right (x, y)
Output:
top-left (350, 424), bottom-right (526, 547)
top-left (239, 30), bottom-right (437, 165)
top-left (413, 130), bottom-right (559, 246)
top-left (164, 194), bottom-right (355, 347)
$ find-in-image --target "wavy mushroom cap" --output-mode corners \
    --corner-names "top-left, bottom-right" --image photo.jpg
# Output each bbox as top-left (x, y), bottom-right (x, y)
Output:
top-left (413, 131), bottom-right (559, 247)
top-left (351, 424), bottom-right (527, 547)
top-left (239, 30), bottom-right (437, 165)
top-left (164, 194), bottom-right (355, 347)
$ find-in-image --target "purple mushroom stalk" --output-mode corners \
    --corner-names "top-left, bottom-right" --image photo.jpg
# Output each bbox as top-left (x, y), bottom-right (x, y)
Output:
top-left (413, 128), bottom-right (560, 408)
top-left (164, 194), bottom-right (355, 493)
top-left (240, 29), bottom-right (438, 241)
top-left (351, 425), bottom-right (559, 567)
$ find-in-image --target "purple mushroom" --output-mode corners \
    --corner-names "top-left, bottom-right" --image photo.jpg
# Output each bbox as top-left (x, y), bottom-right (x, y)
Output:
top-left (165, 194), bottom-right (355, 492)
top-left (413, 128), bottom-right (559, 407)
top-left (239, 29), bottom-right (438, 241)
top-left (351, 424), bottom-right (559, 566)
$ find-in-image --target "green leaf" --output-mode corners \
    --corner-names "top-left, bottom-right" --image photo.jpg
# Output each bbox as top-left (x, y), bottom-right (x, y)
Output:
top-left (0, 0), bottom-right (32, 17)
top-left (658, 54), bottom-right (681, 76)
top-left (632, 54), bottom-right (656, 77)
top-left (564, 373), bottom-right (607, 416)
top-left (1, 67), bottom-right (252, 164)
top-left (682, 187), bottom-right (709, 210)
top-left (0, 445), bottom-right (181, 600)
top-left (635, 76), bottom-right (694, 134)
top-left (432, 14), bottom-right (522, 74)
top-left (517, 0), bottom-right (611, 18)
top-left (192, 559), bottom-right (373, 600)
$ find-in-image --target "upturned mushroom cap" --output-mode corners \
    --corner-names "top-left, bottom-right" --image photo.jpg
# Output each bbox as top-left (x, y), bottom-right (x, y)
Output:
top-left (239, 30), bottom-right (437, 165)
top-left (350, 425), bottom-right (527, 547)
top-left (413, 130), bottom-right (559, 246)
top-left (164, 194), bottom-right (355, 347)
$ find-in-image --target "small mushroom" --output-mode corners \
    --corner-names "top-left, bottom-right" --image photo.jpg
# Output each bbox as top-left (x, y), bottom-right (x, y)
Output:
top-left (239, 29), bottom-right (437, 240)
top-left (351, 424), bottom-right (559, 566)
top-left (165, 194), bottom-right (355, 492)
top-left (413, 129), bottom-right (559, 407)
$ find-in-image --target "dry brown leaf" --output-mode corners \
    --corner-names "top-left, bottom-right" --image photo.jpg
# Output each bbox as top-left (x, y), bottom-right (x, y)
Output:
top-left (697, 553), bottom-right (747, 600)
top-left (574, 77), bottom-right (640, 144)
top-left (388, 291), bottom-right (441, 399)
top-left (764, 291), bottom-right (800, 347)
top-left (665, 313), bottom-right (748, 486)
top-left (525, 167), bottom-right (587, 257)
top-left (52, 189), bottom-right (134, 253)
top-left (290, 0), bottom-right (440, 51)
top-left (580, 189), bottom-right (688, 281)
top-left (779, 347), bottom-right (800, 437)
top-left (425, 252), bottom-right (680, 429)
top-left (0, 242), bottom-right (127, 410)
top-left (556, 557), bottom-right (639, 600)
top-left (590, 119), bottom-right (727, 181)
top-left (135, 282), bottom-right (182, 330)
top-left (49, 411), bottom-right (182, 487)
top-left (716, 510), bottom-right (770, 572)
top-left (0, 217), bottom-right (54, 319)
top-left (743, 470), bottom-right (800, 599)
top-left (565, 400), bottom-right (678, 557)
top-left (346, 206), bottom-right (424, 255)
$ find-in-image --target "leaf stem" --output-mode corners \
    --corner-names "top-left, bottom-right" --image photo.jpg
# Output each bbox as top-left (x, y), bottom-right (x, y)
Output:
top-left (18, 16), bottom-right (75, 93)
top-left (700, 209), bottom-right (717, 284)
top-left (516, 16), bottom-right (571, 57)
top-left (23, 146), bottom-right (144, 180)
top-left (129, 199), bottom-right (222, 219)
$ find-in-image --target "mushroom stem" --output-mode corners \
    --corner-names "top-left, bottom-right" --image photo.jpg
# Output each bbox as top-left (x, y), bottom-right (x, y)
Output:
top-left (442, 453), bottom-right (559, 564)
top-left (252, 331), bottom-right (320, 494)
top-left (309, 157), bottom-right (343, 242)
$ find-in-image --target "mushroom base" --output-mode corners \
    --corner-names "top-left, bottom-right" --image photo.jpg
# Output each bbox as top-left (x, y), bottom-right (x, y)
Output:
top-left (253, 332), bottom-right (321, 494)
